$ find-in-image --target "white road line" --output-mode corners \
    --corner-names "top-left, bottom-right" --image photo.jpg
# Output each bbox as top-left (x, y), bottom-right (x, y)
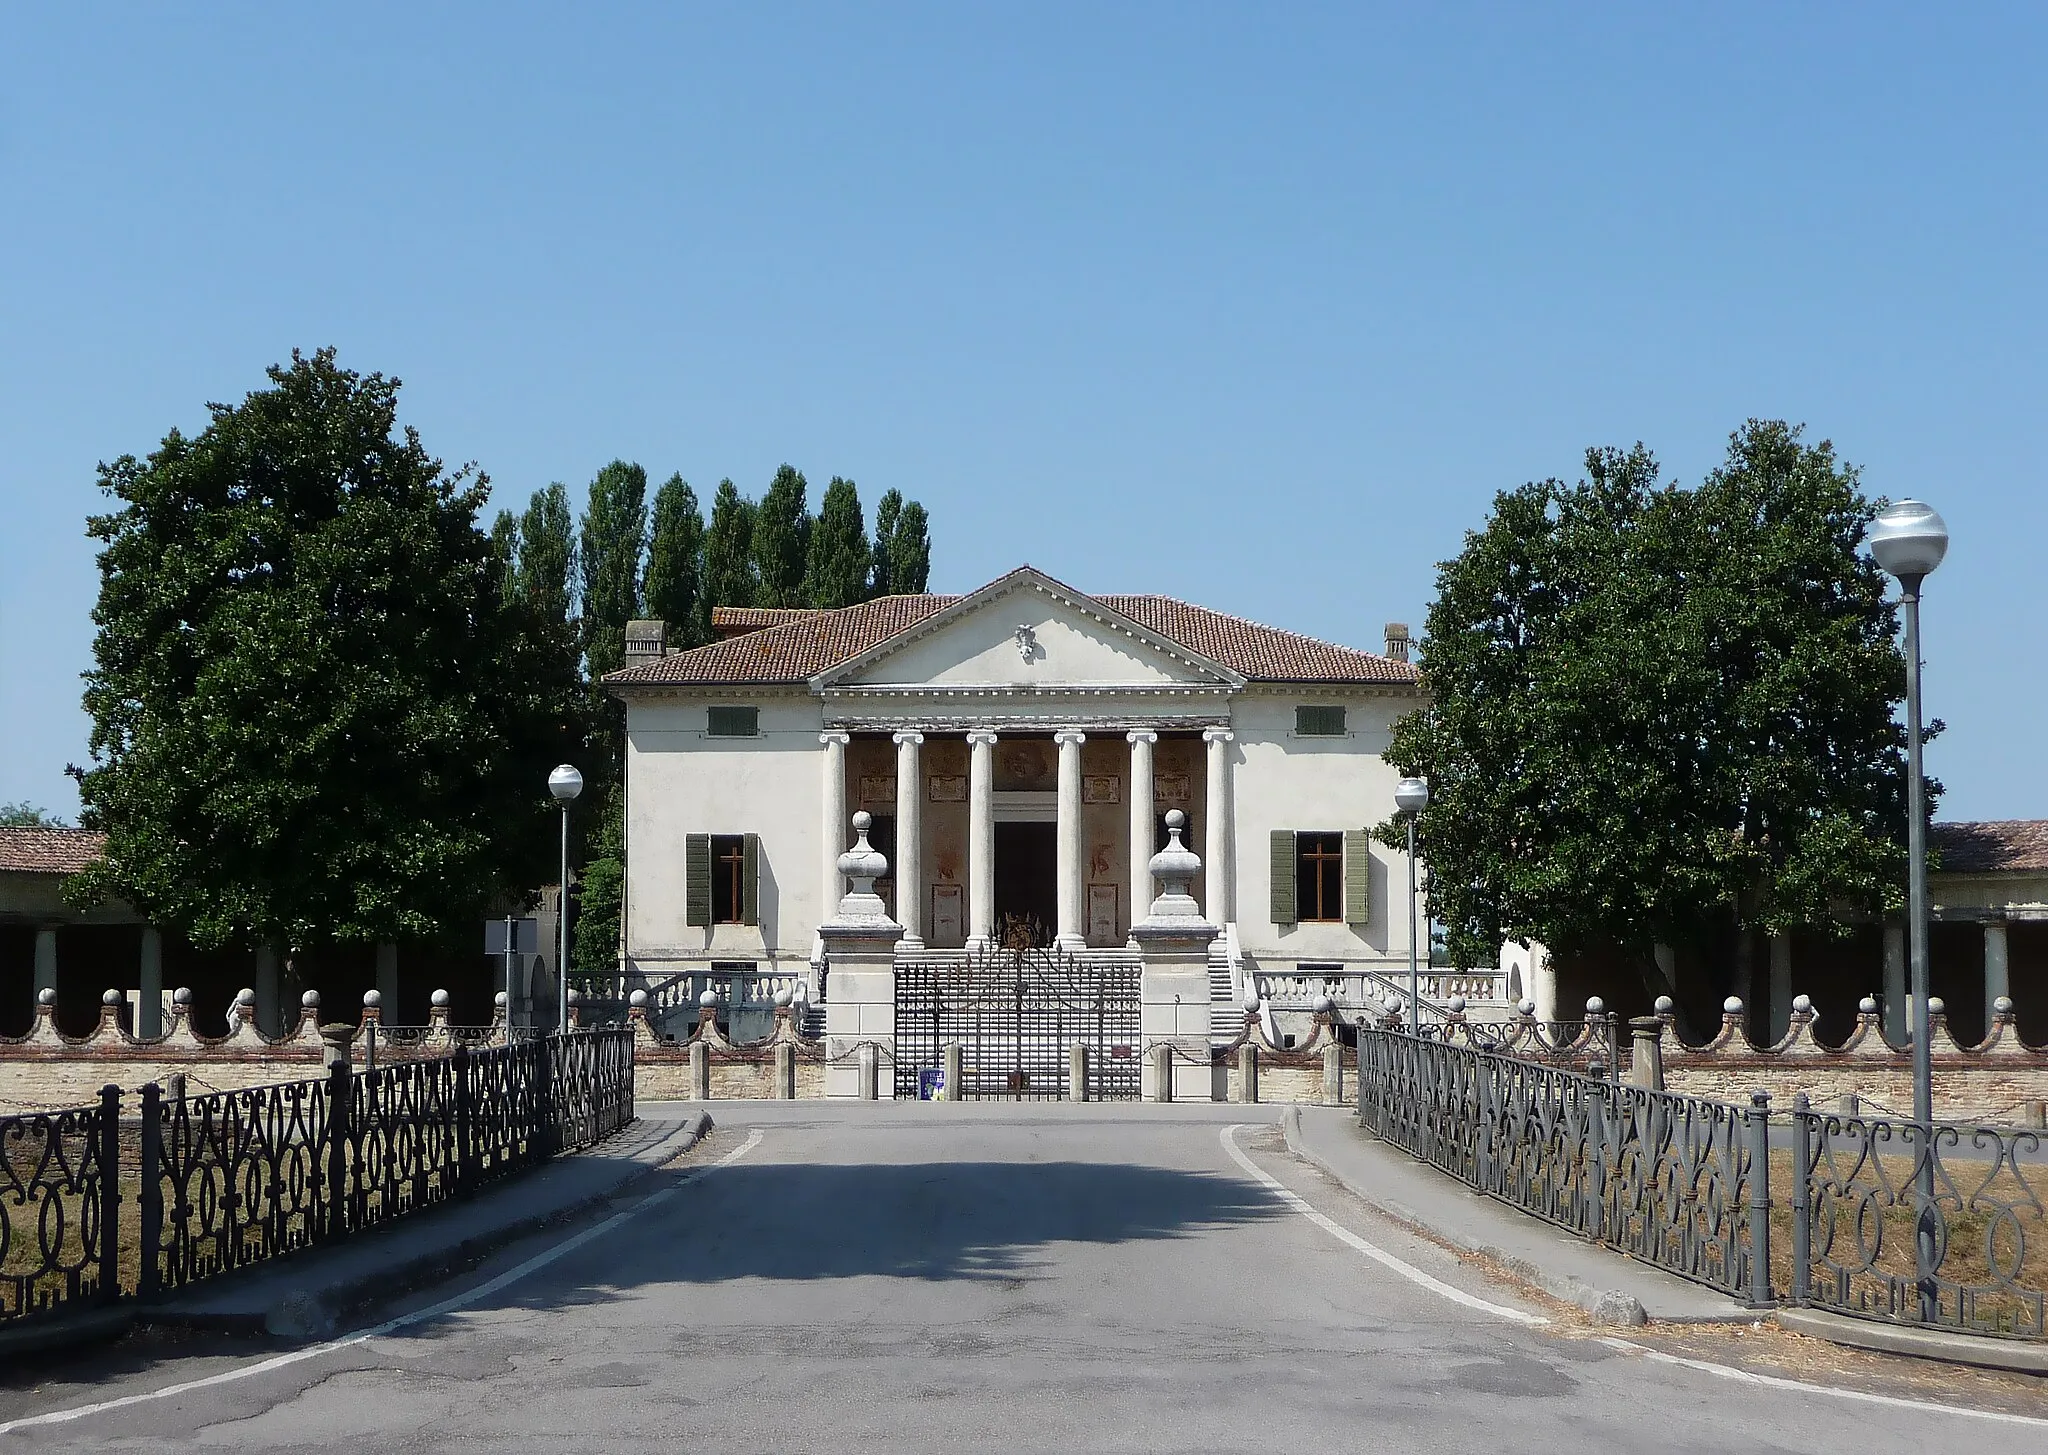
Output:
top-left (0, 1128), bottom-right (765, 1437)
top-left (1599, 1338), bottom-right (2048, 1429)
top-left (1226, 1122), bottom-right (2048, 1430)
top-left (1220, 1123), bottom-right (1548, 1325)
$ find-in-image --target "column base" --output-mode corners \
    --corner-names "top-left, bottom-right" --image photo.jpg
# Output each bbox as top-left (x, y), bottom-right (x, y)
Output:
top-left (897, 934), bottom-right (926, 953)
top-left (965, 935), bottom-right (993, 953)
top-left (1054, 933), bottom-right (1088, 953)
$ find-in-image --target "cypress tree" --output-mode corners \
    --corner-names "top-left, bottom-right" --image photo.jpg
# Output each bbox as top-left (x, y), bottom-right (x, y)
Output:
top-left (516, 484), bottom-right (575, 624)
top-left (644, 474), bottom-right (708, 649)
top-left (888, 499), bottom-right (932, 593)
top-left (870, 489), bottom-right (902, 598)
top-left (703, 478), bottom-right (758, 612)
top-left (579, 461), bottom-right (648, 681)
top-left (803, 476), bottom-right (871, 609)
top-left (488, 509), bottom-right (521, 607)
top-left (751, 465), bottom-right (811, 608)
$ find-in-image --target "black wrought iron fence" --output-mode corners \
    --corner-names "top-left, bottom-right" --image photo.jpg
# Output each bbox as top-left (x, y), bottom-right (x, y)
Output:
top-left (1358, 1027), bottom-right (1772, 1304)
top-left (1359, 1028), bottom-right (2048, 1340)
top-left (1791, 1100), bottom-right (2045, 1340)
top-left (1, 1027), bottom-right (634, 1329)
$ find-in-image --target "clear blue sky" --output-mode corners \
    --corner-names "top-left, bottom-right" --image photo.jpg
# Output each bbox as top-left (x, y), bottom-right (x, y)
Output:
top-left (3, 5), bottom-right (2042, 821)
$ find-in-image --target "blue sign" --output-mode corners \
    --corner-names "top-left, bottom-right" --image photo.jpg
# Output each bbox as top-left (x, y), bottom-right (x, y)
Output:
top-left (917, 1068), bottom-right (946, 1100)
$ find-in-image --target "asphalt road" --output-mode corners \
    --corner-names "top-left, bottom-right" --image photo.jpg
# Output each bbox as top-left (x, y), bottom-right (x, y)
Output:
top-left (5, 1101), bottom-right (2046, 1452)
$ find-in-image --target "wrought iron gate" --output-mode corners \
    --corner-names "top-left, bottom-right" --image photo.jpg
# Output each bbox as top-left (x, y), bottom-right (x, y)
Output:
top-left (894, 947), bottom-right (1141, 1100)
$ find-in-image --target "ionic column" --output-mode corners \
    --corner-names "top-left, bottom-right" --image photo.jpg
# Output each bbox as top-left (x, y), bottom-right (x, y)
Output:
top-left (1767, 931), bottom-right (1793, 1044)
top-left (139, 925), bottom-right (164, 1038)
top-left (32, 925), bottom-right (56, 997)
top-left (1985, 920), bottom-right (2011, 1012)
top-left (1883, 921), bottom-right (1907, 1043)
top-left (820, 731), bottom-right (851, 916)
top-left (1055, 729), bottom-right (1087, 949)
top-left (1127, 730), bottom-right (1158, 928)
top-left (1202, 726), bottom-right (1234, 927)
top-left (376, 942), bottom-right (399, 1014)
top-left (967, 729), bottom-right (998, 947)
top-left (894, 730), bottom-right (925, 946)
top-left (255, 943), bottom-right (281, 1037)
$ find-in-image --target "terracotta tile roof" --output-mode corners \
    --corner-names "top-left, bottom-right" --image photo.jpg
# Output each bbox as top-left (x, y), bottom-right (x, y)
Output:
top-left (0, 827), bottom-right (106, 876)
top-left (608, 578), bottom-right (1418, 688)
top-left (710, 606), bottom-right (825, 639)
top-left (1931, 821), bottom-right (2048, 875)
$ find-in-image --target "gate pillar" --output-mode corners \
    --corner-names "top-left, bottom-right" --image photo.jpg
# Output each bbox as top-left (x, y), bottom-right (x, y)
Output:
top-left (821, 812), bottom-right (906, 1099)
top-left (1131, 811), bottom-right (1217, 1104)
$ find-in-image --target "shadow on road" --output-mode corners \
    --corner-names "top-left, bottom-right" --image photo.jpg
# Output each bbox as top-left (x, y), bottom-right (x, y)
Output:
top-left (581, 1156), bottom-right (1285, 1286)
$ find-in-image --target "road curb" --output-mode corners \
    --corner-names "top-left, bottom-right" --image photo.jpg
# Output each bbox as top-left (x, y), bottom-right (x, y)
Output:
top-left (1277, 1104), bottom-right (1658, 1327)
top-left (152, 1110), bottom-right (716, 1340)
top-left (1773, 1307), bottom-right (2048, 1376)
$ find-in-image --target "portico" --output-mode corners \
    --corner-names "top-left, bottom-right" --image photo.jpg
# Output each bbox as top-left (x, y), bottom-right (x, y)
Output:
top-left (818, 722), bottom-right (1236, 954)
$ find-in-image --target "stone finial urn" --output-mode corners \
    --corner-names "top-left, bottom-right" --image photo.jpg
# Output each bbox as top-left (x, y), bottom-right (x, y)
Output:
top-left (1132, 810), bottom-right (1215, 941)
top-left (826, 811), bottom-right (899, 932)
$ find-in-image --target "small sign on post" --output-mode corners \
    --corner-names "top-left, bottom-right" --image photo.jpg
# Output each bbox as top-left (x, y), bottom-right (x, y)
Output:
top-left (486, 918), bottom-right (540, 1034)
top-left (917, 1068), bottom-right (946, 1100)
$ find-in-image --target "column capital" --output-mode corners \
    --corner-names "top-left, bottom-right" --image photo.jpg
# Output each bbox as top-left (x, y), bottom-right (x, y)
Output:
top-left (1053, 728), bottom-right (1087, 747)
top-left (1202, 725), bottom-right (1235, 744)
top-left (1125, 728), bottom-right (1159, 746)
top-left (891, 729), bottom-right (926, 746)
top-left (966, 728), bottom-right (1000, 747)
top-left (819, 730), bottom-right (852, 747)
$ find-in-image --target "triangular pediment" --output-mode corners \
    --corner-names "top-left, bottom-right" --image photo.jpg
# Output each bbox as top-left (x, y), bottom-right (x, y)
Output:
top-left (815, 568), bottom-right (1244, 691)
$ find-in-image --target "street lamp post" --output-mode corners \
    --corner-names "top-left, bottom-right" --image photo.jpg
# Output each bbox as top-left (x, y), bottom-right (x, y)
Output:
top-left (1394, 777), bottom-right (1431, 1036)
top-left (1867, 497), bottom-right (1948, 1317)
top-left (548, 764), bottom-right (585, 1036)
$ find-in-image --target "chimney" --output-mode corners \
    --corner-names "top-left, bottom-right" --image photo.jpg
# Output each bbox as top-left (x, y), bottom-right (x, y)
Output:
top-left (623, 619), bottom-right (667, 670)
top-left (1383, 622), bottom-right (1411, 663)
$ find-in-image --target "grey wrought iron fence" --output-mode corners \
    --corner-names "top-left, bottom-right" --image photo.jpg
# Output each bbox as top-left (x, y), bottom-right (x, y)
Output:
top-left (0, 1092), bottom-right (118, 1324)
top-left (1791, 1098), bottom-right (2045, 1340)
top-left (1, 1027), bottom-right (634, 1328)
top-left (1357, 1027), bottom-right (1772, 1304)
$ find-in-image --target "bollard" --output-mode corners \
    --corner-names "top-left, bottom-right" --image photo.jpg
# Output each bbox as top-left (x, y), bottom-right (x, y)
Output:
top-left (858, 1042), bottom-right (879, 1101)
top-left (1152, 1044), bottom-right (1174, 1104)
top-left (319, 1023), bottom-right (354, 1074)
top-left (1322, 1041), bottom-right (1342, 1105)
top-left (1069, 1043), bottom-right (1090, 1102)
top-left (1238, 1043), bottom-right (1259, 1104)
top-left (689, 1039), bottom-right (711, 1100)
top-left (773, 1042), bottom-right (796, 1099)
top-left (943, 1043), bottom-right (963, 1102)
top-left (2025, 1100), bottom-right (2047, 1130)
top-left (1835, 1092), bottom-right (1861, 1118)
top-left (1627, 1017), bottom-right (1665, 1092)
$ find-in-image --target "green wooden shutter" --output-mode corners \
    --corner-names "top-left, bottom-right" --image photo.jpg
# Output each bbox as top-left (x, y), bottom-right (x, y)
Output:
top-left (742, 834), bottom-right (761, 926)
top-left (1344, 829), bottom-right (1372, 925)
top-left (685, 834), bottom-right (712, 927)
top-left (1269, 830), bottom-right (1296, 925)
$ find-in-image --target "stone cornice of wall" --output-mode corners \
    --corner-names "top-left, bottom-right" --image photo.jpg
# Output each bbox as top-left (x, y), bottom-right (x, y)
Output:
top-left (0, 995), bottom-right (493, 1059)
top-left (1233, 681), bottom-right (1422, 701)
top-left (1654, 1005), bottom-right (2046, 1064)
top-left (627, 1004), bottom-right (823, 1062)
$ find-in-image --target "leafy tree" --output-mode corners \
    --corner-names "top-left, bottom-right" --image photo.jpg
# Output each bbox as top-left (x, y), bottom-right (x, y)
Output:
top-left (487, 509), bottom-right (521, 607)
top-left (571, 789), bottom-right (624, 976)
top-left (515, 483), bottom-right (576, 625)
top-left (803, 476), bottom-right (871, 608)
top-left (751, 465), bottom-right (811, 608)
top-left (579, 460), bottom-right (648, 680)
top-left (1378, 422), bottom-right (1920, 1022)
top-left (703, 478), bottom-right (758, 611)
top-left (871, 488), bottom-right (931, 595)
top-left (71, 349), bottom-right (580, 951)
top-left (644, 474), bottom-right (708, 649)
top-left (1, 803), bottom-right (68, 828)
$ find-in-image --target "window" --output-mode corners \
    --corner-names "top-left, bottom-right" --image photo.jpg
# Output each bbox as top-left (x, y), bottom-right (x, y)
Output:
top-left (1295, 705), bottom-right (1346, 736)
top-left (1295, 831), bottom-right (1345, 921)
top-left (708, 705), bottom-right (760, 737)
top-left (686, 832), bottom-right (759, 926)
top-left (1269, 829), bottom-right (1373, 927)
